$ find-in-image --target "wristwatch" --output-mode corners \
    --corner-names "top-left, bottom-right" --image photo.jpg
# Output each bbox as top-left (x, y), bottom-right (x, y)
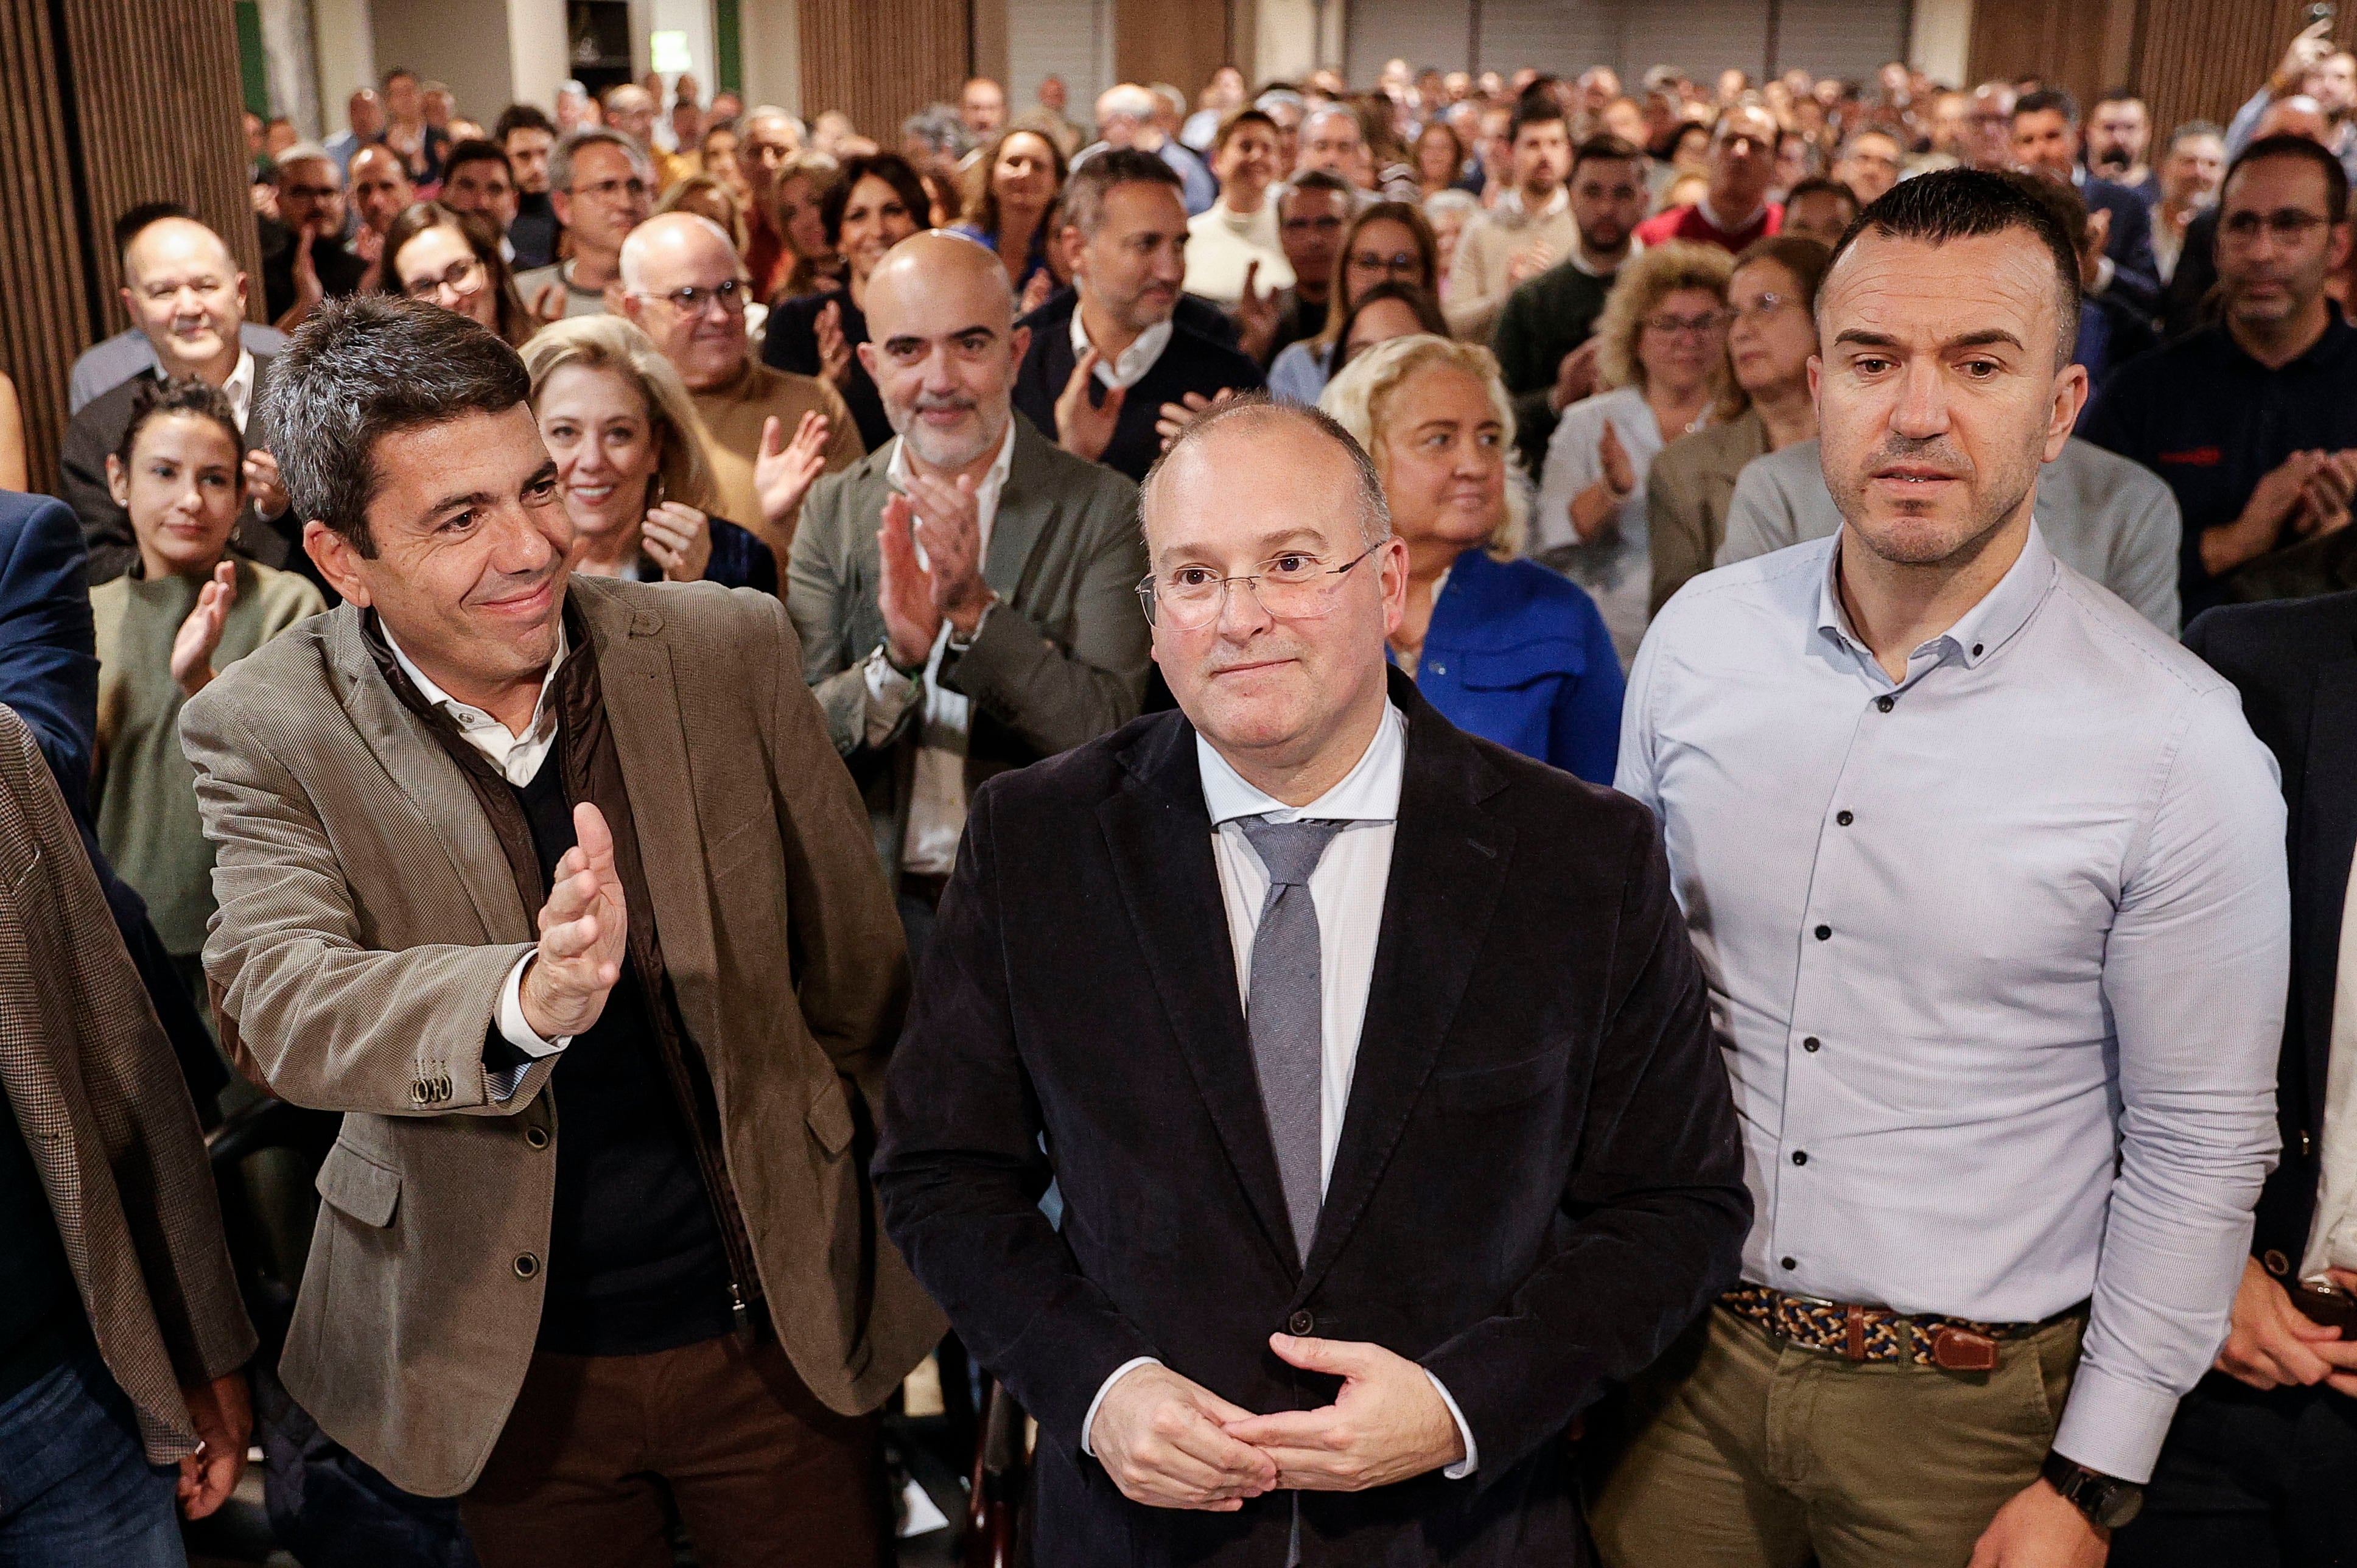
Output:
top-left (2039, 1452), bottom-right (2143, 1530)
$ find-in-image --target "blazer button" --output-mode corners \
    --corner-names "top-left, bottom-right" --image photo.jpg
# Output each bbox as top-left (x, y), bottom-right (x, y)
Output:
top-left (1287, 1310), bottom-right (1315, 1335)
top-left (409, 1079), bottom-right (429, 1106)
top-left (524, 1125), bottom-right (550, 1150)
top-left (513, 1252), bottom-right (541, 1279)
top-left (2263, 1249), bottom-right (2290, 1277)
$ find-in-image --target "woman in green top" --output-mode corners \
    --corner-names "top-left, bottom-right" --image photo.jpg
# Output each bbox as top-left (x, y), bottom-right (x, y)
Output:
top-left (94, 379), bottom-right (326, 1006)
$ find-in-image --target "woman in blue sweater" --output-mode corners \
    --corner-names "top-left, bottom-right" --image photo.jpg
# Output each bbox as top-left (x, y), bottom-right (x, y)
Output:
top-left (1322, 333), bottom-right (1622, 782)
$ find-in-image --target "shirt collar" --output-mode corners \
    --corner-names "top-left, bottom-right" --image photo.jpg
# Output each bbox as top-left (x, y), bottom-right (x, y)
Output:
top-left (1070, 306), bottom-right (1175, 389)
top-left (1496, 184), bottom-right (1568, 223)
top-left (221, 347), bottom-right (256, 430)
top-left (382, 614), bottom-right (569, 738)
top-left (1815, 522), bottom-right (2058, 678)
top-left (1696, 195), bottom-right (1767, 237)
top-left (1197, 700), bottom-right (1407, 827)
top-left (886, 416), bottom-right (1018, 522)
top-left (1567, 234), bottom-right (1641, 278)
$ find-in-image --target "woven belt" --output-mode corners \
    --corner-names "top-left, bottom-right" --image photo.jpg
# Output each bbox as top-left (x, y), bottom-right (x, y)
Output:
top-left (1720, 1283), bottom-right (2069, 1371)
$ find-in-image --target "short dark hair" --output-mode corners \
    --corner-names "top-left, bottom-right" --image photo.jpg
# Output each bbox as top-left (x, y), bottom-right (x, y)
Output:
top-left (2226, 132), bottom-right (2352, 224)
top-left (116, 376), bottom-right (245, 478)
top-left (381, 66), bottom-right (417, 90)
top-left (1331, 281), bottom-right (1449, 371)
top-left (2092, 86), bottom-right (2145, 111)
top-left (258, 294), bottom-right (531, 557)
top-left (493, 102), bottom-right (556, 142)
top-left (1059, 148), bottom-right (1183, 241)
top-left (1507, 96), bottom-right (1567, 145)
top-left (820, 151), bottom-right (931, 247)
top-left (1212, 107), bottom-right (1280, 157)
top-left (1829, 168), bottom-right (2082, 368)
top-left (1787, 175), bottom-right (1861, 218)
top-left (2012, 87), bottom-right (2080, 127)
top-left (113, 201), bottom-right (193, 262)
top-left (1570, 133), bottom-right (1645, 177)
top-left (441, 138), bottom-right (511, 186)
top-left (1280, 167), bottom-right (1354, 205)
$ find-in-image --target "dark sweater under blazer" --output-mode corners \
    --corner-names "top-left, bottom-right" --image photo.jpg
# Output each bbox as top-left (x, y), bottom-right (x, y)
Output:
top-left (1010, 289), bottom-right (1267, 483)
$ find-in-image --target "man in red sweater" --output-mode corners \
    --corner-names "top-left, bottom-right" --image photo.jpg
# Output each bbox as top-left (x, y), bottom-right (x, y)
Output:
top-left (1636, 100), bottom-right (1784, 253)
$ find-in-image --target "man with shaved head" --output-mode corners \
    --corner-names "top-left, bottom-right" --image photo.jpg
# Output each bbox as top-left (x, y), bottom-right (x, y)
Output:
top-left (618, 211), bottom-right (863, 552)
top-left (60, 215), bottom-right (303, 584)
top-left (787, 231), bottom-right (1149, 949)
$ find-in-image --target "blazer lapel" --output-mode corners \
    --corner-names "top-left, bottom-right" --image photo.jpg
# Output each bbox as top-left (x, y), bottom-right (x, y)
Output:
top-left (586, 587), bottom-right (726, 1049)
top-left (2299, 648), bottom-right (2357, 1125)
top-left (979, 422), bottom-right (1057, 599)
top-left (1097, 714), bottom-right (1300, 1273)
top-left (326, 609), bottom-right (529, 942)
top-left (1300, 675), bottom-right (1513, 1297)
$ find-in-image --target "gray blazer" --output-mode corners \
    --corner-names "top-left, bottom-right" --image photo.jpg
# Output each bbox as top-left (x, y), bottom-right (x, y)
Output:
top-left (787, 415), bottom-right (1151, 878)
top-left (1716, 435), bottom-right (2184, 635)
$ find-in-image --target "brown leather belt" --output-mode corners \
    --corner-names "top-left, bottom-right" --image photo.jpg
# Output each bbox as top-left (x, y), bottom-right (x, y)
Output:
top-left (1720, 1283), bottom-right (2082, 1372)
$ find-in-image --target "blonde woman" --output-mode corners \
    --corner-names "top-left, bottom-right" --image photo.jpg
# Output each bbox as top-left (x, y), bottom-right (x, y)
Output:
top-left (1322, 335), bottom-right (1622, 780)
top-left (1532, 240), bottom-right (1735, 667)
top-left (524, 317), bottom-right (816, 592)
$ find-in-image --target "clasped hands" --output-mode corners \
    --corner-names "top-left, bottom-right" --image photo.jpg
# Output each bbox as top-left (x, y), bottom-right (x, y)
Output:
top-left (1088, 1335), bottom-right (1466, 1513)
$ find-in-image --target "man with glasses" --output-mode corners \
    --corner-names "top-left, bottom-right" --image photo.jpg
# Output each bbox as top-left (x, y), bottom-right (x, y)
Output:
top-left (872, 392), bottom-right (1747, 1561)
top-left (348, 143), bottom-right (417, 296)
top-left (1445, 96), bottom-right (1578, 338)
top-left (1636, 99), bottom-right (1785, 254)
top-left (2082, 135), bottom-right (2357, 616)
top-left (1963, 80), bottom-right (2019, 172)
top-left (515, 130), bottom-right (652, 320)
top-left (257, 145), bottom-right (369, 329)
top-left (618, 212), bottom-right (863, 554)
top-left (788, 233), bottom-right (1147, 953)
top-left (1260, 171), bottom-right (1353, 366)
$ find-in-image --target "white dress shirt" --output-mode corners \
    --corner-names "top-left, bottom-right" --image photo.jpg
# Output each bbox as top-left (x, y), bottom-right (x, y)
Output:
top-left (1082, 704), bottom-right (1479, 1482)
top-left (859, 422), bottom-right (1019, 877)
top-left (383, 618), bottom-right (572, 1074)
top-left (2303, 842), bottom-right (2357, 1281)
top-left (1070, 304), bottom-right (1174, 390)
top-left (221, 348), bottom-right (258, 432)
top-left (1617, 526), bottom-right (2288, 1482)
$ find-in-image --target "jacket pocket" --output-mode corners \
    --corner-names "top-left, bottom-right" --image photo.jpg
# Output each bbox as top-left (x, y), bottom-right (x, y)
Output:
top-left (1449, 636), bottom-right (1587, 691)
top-left (1425, 1051), bottom-right (1564, 1115)
top-left (315, 1139), bottom-right (402, 1227)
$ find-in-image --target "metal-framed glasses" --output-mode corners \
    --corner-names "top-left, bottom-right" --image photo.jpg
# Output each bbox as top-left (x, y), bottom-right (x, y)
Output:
top-left (1136, 544), bottom-right (1381, 629)
top-left (2219, 209), bottom-right (2332, 245)
top-left (643, 278), bottom-right (752, 315)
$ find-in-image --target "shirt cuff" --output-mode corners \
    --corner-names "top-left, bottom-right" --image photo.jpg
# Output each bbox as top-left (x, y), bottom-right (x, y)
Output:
top-left (1424, 1368), bottom-right (1478, 1479)
top-left (497, 954), bottom-right (571, 1057)
top-left (2093, 254), bottom-right (2116, 297)
top-left (1080, 1357), bottom-right (1162, 1458)
top-left (861, 644), bottom-right (922, 747)
top-left (2048, 1359), bottom-right (2183, 1484)
top-left (947, 597), bottom-right (998, 653)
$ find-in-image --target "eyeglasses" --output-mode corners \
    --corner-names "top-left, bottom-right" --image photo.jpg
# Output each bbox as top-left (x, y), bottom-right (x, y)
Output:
top-left (2220, 209), bottom-right (2333, 243)
top-left (1136, 544), bottom-right (1379, 629)
top-left (641, 278), bottom-right (751, 315)
top-left (1348, 248), bottom-right (1422, 278)
top-left (1642, 309), bottom-right (1731, 337)
top-left (402, 256), bottom-right (483, 300)
top-left (1728, 292), bottom-right (1793, 326)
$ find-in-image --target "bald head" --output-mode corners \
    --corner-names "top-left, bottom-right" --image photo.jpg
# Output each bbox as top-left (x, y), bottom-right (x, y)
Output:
top-left (620, 210), bottom-right (740, 292)
top-left (615, 211), bottom-right (751, 388)
top-left (858, 231), bottom-right (1025, 471)
top-left (121, 217), bottom-right (247, 382)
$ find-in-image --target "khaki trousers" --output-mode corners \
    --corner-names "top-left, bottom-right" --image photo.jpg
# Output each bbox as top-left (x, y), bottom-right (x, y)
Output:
top-left (1585, 1302), bottom-right (2083, 1568)
top-left (461, 1332), bottom-right (890, 1568)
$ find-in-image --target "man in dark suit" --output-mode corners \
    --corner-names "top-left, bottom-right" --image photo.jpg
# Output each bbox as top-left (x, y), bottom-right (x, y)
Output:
top-left (2113, 592), bottom-right (2357, 1564)
top-left (2012, 88), bottom-right (2162, 320)
top-left (875, 397), bottom-right (1750, 1564)
top-left (57, 215), bottom-right (306, 587)
top-left (1010, 149), bottom-right (1266, 483)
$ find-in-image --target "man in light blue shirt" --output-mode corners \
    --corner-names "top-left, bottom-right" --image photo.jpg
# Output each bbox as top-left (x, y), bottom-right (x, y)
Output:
top-left (1591, 169), bottom-right (2289, 1568)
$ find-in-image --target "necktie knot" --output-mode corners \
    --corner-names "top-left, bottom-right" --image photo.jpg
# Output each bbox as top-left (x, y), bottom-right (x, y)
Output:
top-left (1240, 816), bottom-right (1344, 888)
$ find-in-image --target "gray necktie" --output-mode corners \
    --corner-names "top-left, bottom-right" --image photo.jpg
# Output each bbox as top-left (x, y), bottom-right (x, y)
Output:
top-left (1239, 814), bottom-right (1344, 1266)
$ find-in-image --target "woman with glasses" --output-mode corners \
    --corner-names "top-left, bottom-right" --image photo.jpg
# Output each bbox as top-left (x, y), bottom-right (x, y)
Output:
top-left (1321, 335), bottom-right (1623, 780)
top-left (1267, 200), bottom-right (1441, 405)
top-left (379, 203), bottom-right (538, 346)
top-left (524, 316), bottom-right (779, 592)
top-left (1532, 240), bottom-right (1735, 667)
top-left (762, 152), bottom-right (928, 452)
top-left (1648, 236), bottom-right (1829, 612)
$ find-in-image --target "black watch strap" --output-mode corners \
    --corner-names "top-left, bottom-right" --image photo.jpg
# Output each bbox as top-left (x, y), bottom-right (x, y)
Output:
top-left (2040, 1451), bottom-right (2144, 1530)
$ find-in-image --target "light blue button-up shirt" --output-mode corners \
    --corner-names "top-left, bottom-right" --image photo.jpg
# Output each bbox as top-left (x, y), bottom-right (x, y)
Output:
top-left (1616, 524), bottom-right (2289, 1482)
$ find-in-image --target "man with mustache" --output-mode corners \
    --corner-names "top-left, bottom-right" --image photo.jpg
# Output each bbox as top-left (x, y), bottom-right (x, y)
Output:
top-left (788, 231), bottom-right (1150, 951)
top-left (1592, 170), bottom-right (2290, 1568)
top-left (177, 295), bottom-right (940, 1566)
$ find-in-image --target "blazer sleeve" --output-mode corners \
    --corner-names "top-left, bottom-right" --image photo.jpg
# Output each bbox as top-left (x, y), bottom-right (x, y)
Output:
top-left (2110, 471), bottom-right (2185, 637)
top-left (58, 404), bottom-right (138, 586)
top-left (0, 496), bottom-right (99, 813)
top-left (938, 475), bottom-right (1150, 756)
top-left (1419, 808), bottom-right (1751, 1485)
top-left (785, 475), bottom-right (905, 757)
top-left (1646, 453), bottom-right (1709, 618)
top-left (178, 688), bottom-right (558, 1118)
top-left (1715, 459), bottom-right (1795, 568)
top-left (874, 782), bottom-right (1161, 1452)
top-left (752, 589), bottom-right (909, 1110)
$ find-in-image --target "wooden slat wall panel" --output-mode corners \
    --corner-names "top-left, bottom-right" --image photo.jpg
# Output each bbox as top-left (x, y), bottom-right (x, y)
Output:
top-left (0, 0), bottom-right (260, 495)
top-left (1118, 0), bottom-right (1232, 103)
top-left (2134, 0), bottom-right (2357, 144)
top-left (800, 0), bottom-right (972, 144)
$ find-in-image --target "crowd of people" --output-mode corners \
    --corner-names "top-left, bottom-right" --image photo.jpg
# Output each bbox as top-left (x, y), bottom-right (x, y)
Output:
top-left (8, 18), bottom-right (2357, 1567)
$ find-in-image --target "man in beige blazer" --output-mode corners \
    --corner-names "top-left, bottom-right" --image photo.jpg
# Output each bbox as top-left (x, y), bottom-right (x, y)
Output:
top-left (787, 233), bottom-right (1150, 949)
top-left (0, 701), bottom-right (254, 1563)
top-left (180, 295), bottom-right (939, 1567)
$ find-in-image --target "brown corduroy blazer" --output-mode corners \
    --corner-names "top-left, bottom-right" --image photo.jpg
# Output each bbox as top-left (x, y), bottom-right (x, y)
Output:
top-left (179, 575), bottom-right (940, 1499)
top-left (0, 703), bottom-right (254, 1463)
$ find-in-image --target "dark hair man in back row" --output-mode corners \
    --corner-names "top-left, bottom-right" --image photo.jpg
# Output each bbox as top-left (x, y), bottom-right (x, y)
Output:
top-left (178, 295), bottom-right (942, 1566)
